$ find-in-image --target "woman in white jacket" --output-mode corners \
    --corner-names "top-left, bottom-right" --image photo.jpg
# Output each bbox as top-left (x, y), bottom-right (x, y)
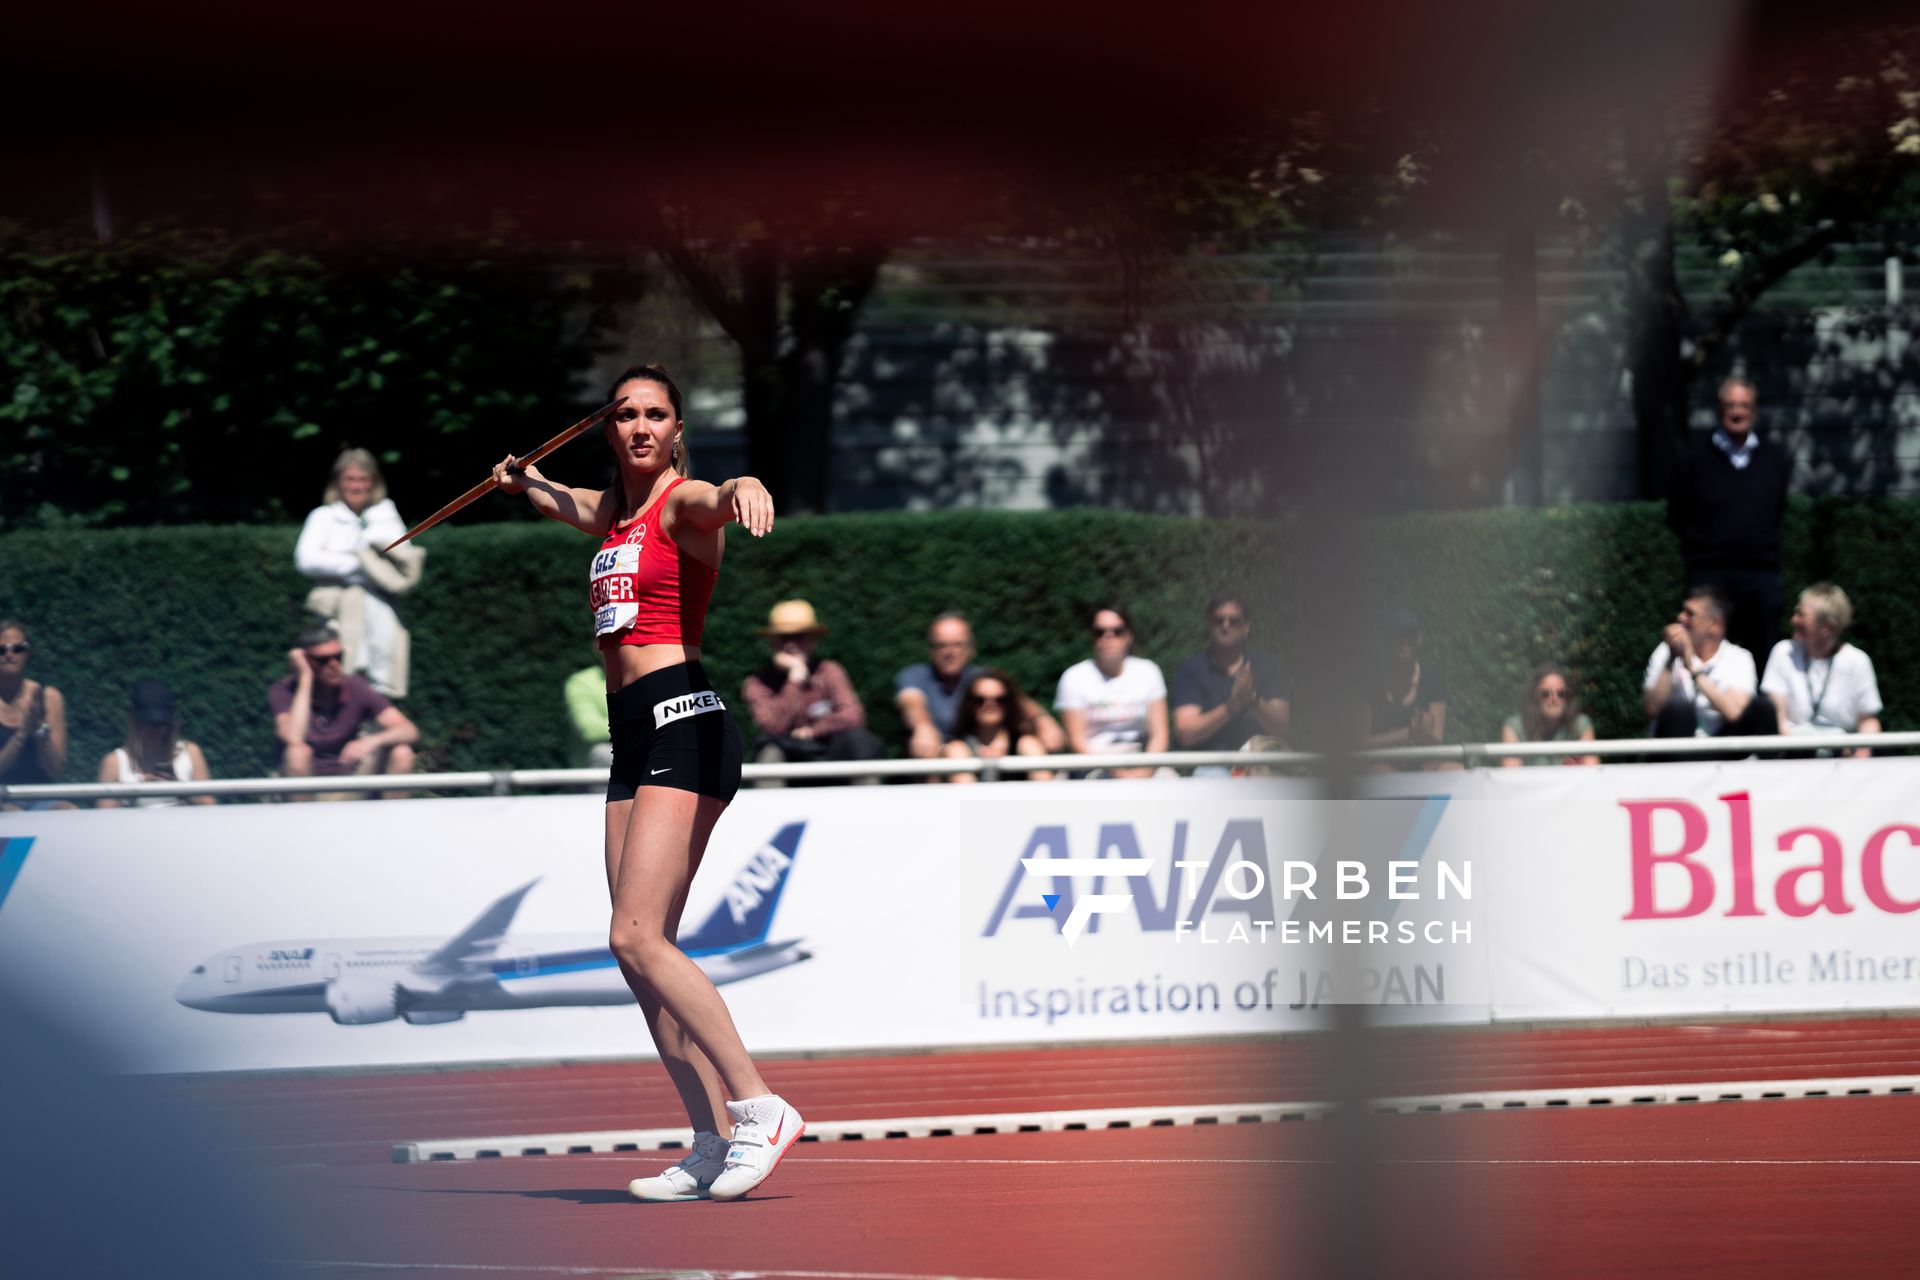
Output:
top-left (295, 449), bottom-right (420, 697)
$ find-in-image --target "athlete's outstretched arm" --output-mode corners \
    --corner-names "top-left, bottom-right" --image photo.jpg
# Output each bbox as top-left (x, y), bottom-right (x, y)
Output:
top-left (671, 476), bottom-right (774, 537)
top-left (492, 456), bottom-right (613, 535)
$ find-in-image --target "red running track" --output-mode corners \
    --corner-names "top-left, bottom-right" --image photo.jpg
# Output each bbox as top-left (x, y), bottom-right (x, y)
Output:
top-left (132, 1019), bottom-right (1920, 1277)
top-left (157, 1016), bottom-right (1920, 1164)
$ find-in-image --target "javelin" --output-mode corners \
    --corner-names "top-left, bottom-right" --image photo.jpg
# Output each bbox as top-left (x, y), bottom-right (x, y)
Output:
top-left (382, 396), bottom-right (627, 553)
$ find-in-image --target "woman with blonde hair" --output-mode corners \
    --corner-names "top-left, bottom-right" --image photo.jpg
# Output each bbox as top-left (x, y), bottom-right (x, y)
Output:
top-left (295, 448), bottom-right (424, 698)
top-left (96, 680), bottom-right (215, 808)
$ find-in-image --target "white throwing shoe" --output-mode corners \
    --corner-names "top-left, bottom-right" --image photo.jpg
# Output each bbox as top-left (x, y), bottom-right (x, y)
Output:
top-left (628, 1130), bottom-right (729, 1202)
top-left (707, 1095), bottom-right (805, 1201)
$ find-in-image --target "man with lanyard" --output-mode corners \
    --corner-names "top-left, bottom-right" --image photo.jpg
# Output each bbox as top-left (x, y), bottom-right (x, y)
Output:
top-left (1643, 587), bottom-right (1778, 741)
top-left (1665, 376), bottom-right (1792, 663)
top-left (1760, 582), bottom-right (1883, 759)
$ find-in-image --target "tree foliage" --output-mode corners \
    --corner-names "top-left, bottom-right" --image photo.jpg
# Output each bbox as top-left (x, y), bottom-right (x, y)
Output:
top-left (0, 222), bottom-right (635, 530)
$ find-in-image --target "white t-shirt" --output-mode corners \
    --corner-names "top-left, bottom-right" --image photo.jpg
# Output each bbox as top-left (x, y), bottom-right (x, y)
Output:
top-left (1643, 640), bottom-right (1757, 737)
top-left (1760, 640), bottom-right (1882, 733)
top-left (1054, 657), bottom-right (1167, 753)
top-left (109, 745), bottom-right (195, 808)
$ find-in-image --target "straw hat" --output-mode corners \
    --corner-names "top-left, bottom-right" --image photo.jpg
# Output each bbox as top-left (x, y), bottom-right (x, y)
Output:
top-left (759, 599), bottom-right (829, 637)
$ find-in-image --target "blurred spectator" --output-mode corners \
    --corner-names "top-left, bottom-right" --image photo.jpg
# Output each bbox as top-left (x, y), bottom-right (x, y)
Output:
top-left (1171, 593), bottom-right (1290, 755)
top-left (1055, 603), bottom-right (1168, 779)
top-left (1362, 606), bottom-right (1446, 751)
top-left (96, 679), bottom-right (215, 807)
top-left (1665, 377), bottom-right (1791, 663)
top-left (564, 659), bottom-right (613, 770)
top-left (1761, 582), bottom-right (1882, 758)
top-left (296, 448), bottom-right (425, 699)
top-left (1499, 663), bottom-right (1598, 767)
top-left (895, 613), bottom-right (1063, 759)
top-left (0, 620), bottom-right (73, 810)
top-left (742, 600), bottom-right (882, 785)
top-left (269, 624), bottom-right (420, 800)
top-left (1643, 587), bottom-right (1777, 740)
top-left (1232, 734), bottom-right (1287, 778)
top-left (942, 670), bottom-right (1053, 783)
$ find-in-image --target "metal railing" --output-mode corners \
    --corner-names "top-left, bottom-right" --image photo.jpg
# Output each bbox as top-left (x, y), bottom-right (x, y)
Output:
top-left (4, 732), bottom-right (1915, 807)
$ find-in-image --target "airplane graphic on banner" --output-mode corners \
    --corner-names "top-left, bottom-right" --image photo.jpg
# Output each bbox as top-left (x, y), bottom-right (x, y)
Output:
top-left (175, 822), bottom-right (808, 1026)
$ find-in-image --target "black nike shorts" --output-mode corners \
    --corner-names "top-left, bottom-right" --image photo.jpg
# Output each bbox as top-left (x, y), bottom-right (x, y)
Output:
top-left (605, 661), bottom-right (743, 804)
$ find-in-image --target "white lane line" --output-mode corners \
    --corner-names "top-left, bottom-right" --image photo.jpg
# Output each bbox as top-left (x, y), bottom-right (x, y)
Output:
top-left (272, 1262), bottom-right (1032, 1279)
top-left (389, 1075), bottom-right (1920, 1163)
top-left (390, 1102), bottom-right (1297, 1162)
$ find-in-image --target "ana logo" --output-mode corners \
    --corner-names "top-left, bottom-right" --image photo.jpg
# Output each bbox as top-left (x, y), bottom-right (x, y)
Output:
top-left (726, 844), bottom-right (794, 926)
top-left (267, 948), bottom-right (315, 962)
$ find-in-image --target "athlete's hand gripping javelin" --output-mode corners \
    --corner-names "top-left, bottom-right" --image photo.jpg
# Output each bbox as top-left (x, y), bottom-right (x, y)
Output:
top-left (381, 397), bottom-right (627, 553)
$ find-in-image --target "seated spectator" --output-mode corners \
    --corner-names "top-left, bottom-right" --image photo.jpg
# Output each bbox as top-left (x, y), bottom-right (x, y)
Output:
top-left (1643, 587), bottom-right (1777, 740)
top-left (942, 670), bottom-right (1054, 782)
top-left (270, 624), bottom-right (420, 800)
top-left (1171, 593), bottom-right (1290, 756)
top-left (1760, 582), bottom-right (1882, 758)
top-left (1232, 734), bottom-right (1287, 778)
top-left (895, 612), bottom-right (1063, 759)
top-left (0, 619), bottom-right (74, 811)
top-left (1499, 663), bottom-right (1598, 767)
top-left (742, 600), bottom-right (883, 785)
top-left (296, 448), bottom-right (424, 699)
top-left (1363, 606), bottom-right (1448, 753)
top-left (1055, 604), bottom-right (1168, 779)
top-left (97, 679), bottom-right (216, 808)
top-left (563, 659), bottom-right (613, 770)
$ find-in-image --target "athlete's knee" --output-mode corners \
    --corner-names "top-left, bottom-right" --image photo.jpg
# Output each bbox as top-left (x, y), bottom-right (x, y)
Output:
top-left (608, 925), bottom-right (676, 976)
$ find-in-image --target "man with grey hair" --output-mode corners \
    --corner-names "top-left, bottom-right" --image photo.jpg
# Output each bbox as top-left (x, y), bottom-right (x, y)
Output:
top-left (1665, 376), bottom-right (1791, 661)
top-left (894, 612), bottom-right (1062, 760)
top-left (1760, 582), bottom-right (1883, 757)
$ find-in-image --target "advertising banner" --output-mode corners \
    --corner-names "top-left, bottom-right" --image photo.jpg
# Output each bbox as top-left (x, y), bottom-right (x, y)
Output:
top-left (0, 778), bottom-right (1486, 1074)
top-left (1478, 757), bottom-right (1920, 1018)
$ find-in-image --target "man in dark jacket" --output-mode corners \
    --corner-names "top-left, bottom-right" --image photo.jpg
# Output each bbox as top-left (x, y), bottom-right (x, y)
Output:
top-left (1665, 377), bottom-right (1792, 662)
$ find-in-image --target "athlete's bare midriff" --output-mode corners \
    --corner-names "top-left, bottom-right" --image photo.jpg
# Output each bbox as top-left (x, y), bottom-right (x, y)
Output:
top-left (603, 641), bottom-right (701, 692)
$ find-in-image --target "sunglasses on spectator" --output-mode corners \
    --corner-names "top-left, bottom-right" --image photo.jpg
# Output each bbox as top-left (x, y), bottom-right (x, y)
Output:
top-left (1536, 686), bottom-right (1568, 700)
top-left (308, 651), bottom-right (344, 666)
top-left (970, 692), bottom-right (1009, 706)
top-left (0, 643), bottom-right (28, 656)
top-left (1211, 613), bottom-right (1246, 628)
top-left (929, 640), bottom-right (971, 651)
top-left (1092, 625), bottom-right (1129, 638)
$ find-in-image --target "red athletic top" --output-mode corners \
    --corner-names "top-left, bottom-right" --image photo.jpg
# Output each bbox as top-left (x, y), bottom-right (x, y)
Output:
top-left (590, 477), bottom-right (718, 647)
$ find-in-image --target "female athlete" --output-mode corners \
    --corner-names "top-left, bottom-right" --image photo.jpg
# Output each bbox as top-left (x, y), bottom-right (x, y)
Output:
top-left (493, 364), bottom-right (803, 1203)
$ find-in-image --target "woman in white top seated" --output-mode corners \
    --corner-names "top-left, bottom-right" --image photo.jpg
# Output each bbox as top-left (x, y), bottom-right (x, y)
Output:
top-left (295, 448), bottom-right (417, 698)
top-left (1054, 604), bottom-right (1169, 780)
top-left (96, 680), bottom-right (214, 808)
top-left (1760, 582), bottom-right (1883, 759)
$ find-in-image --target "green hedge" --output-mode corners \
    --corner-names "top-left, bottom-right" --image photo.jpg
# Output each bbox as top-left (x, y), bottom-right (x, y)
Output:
top-left (0, 511), bottom-right (1293, 782)
top-left (4, 499), bottom-right (1914, 787)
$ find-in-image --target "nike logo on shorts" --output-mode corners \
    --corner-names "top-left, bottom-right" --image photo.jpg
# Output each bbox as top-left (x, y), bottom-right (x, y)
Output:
top-left (651, 767), bottom-right (671, 775)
